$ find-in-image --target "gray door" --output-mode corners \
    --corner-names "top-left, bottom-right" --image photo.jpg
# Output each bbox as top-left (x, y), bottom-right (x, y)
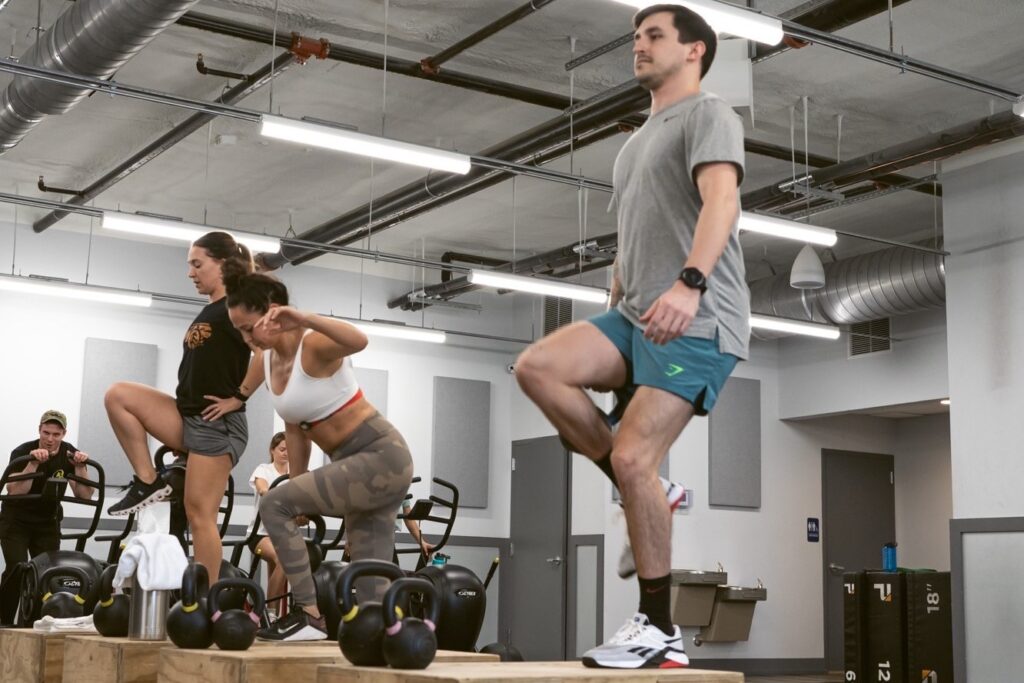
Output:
top-left (822, 449), bottom-right (895, 671)
top-left (509, 436), bottom-right (569, 660)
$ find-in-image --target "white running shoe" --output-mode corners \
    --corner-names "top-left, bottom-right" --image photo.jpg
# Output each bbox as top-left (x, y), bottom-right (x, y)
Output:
top-left (618, 478), bottom-right (686, 579)
top-left (582, 613), bottom-right (689, 669)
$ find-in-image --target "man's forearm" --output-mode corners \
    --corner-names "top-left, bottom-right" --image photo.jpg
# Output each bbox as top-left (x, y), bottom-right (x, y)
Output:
top-left (6, 461), bottom-right (39, 495)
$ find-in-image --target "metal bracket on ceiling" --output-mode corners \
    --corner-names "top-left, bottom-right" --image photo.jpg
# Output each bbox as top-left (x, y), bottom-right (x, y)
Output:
top-left (571, 240), bottom-right (616, 260)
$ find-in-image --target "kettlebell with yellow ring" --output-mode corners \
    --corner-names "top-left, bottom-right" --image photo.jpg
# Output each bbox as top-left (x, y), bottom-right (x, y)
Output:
top-left (39, 566), bottom-right (90, 619)
top-left (93, 564), bottom-right (130, 637)
top-left (167, 562), bottom-right (213, 649)
top-left (336, 560), bottom-right (406, 665)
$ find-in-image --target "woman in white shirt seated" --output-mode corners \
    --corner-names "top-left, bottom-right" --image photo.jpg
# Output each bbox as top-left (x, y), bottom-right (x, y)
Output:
top-left (249, 431), bottom-right (289, 615)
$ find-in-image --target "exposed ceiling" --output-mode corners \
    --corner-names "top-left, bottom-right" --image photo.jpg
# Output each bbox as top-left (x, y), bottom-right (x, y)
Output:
top-left (0, 0), bottom-right (1021, 286)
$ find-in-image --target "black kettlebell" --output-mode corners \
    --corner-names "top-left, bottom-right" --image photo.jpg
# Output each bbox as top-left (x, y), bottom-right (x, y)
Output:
top-left (93, 565), bottom-right (130, 637)
top-left (168, 562), bottom-right (213, 649)
top-left (39, 566), bottom-right (89, 619)
top-left (381, 577), bottom-right (441, 670)
top-left (337, 560), bottom-right (406, 666)
top-left (208, 578), bottom-right (265, 651)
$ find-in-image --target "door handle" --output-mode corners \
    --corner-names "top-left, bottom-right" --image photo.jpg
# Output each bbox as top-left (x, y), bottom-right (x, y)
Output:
top-left (545, 556), bottom-right (563, 567)
top-left (828, 563), bottom-right (846, 574)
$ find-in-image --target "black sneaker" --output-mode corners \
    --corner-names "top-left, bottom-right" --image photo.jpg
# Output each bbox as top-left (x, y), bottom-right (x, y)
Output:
top-left (257, 610), bottom-right (327, 642)
top-left (107, 475), bottom-right (173, 516)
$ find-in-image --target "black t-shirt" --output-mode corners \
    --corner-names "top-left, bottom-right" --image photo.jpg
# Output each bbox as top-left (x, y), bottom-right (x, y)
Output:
top-left (0, 440), bottom-right (77, 525)
top-left (176, 297), bottom-right (252, 416)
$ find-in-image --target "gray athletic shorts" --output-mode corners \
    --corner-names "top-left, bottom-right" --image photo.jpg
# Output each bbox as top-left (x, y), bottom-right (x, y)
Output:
top-left (181, 411), bottom-right (248, 466)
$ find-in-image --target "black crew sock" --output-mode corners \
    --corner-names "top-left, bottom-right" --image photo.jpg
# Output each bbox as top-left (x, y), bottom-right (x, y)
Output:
top-left (593, 451), bottom-right (619, 487)
top-left (638, 574), bottom-right (674, 635)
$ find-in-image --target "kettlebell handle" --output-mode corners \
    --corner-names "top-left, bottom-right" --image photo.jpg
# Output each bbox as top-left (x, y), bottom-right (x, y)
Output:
top-left (337, 560), bottom-right (406, 616)
top-left (382, 577), bottom-right (440, 632)
top-left (180, 562), bottom-right (209, 609)
top-left (208, 578), bottom-right (265, 623)
top-left (97, 564), bottom-right (118, 605)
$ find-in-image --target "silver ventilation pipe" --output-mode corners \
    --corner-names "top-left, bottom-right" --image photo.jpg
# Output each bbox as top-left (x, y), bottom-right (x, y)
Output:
top-left (0, 0), bottom-right (200, 152)
top-left (749, 246), bottom-right (945, 325)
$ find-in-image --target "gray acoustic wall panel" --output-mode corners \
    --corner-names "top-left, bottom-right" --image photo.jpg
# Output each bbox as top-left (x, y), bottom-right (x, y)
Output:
top-left (708, 376), bottom-right (761, 509)
top-left (234, 385), bottom-right (276, 492)
top-left (354, 366), bottom-right (389, 417)
top-left (79, 338), bottom-right (158, 487)
top-left (431, 377), bottom-right (490, 508)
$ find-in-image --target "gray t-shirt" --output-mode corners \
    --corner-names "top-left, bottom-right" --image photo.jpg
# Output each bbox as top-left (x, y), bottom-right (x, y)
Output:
top-left (612, 91), bottom-right (750, 360)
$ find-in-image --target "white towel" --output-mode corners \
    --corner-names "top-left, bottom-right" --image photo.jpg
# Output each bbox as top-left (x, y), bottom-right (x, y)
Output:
top-left (33, 614), bottom-right (98, 633)
top-left (113, 533), bottom-right (187, 591)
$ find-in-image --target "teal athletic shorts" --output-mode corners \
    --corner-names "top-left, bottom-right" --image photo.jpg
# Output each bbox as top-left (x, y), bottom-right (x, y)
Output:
top-left (588, 308), bottom-right (739, 416)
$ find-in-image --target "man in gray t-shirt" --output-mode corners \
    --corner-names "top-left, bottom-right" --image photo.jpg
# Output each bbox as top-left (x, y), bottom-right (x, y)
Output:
top-left (516, 4), bottom-right (748, 670)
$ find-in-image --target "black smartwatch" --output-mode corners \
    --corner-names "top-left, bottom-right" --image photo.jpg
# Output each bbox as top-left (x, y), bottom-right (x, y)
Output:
top-left (679, 267), bottom-right (707, 295)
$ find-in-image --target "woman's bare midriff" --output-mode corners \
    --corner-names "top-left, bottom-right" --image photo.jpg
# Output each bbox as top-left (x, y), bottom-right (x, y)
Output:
top-left (305, 396), bottom-right (377, 454)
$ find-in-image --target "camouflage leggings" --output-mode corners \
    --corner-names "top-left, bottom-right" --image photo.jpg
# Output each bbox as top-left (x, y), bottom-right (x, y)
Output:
top-left (260, 413), bottom-right (413, 607)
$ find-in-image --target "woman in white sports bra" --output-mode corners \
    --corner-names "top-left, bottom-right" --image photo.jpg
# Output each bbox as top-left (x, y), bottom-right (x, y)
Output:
top-left (223, 262), bottom-right (413, 642)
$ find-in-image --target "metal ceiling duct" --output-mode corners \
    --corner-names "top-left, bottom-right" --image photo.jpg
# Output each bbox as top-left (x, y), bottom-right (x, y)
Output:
top-left (749, 246), bottom-right (945, 325)
top-left (0, 0), bottom-right (199, 152)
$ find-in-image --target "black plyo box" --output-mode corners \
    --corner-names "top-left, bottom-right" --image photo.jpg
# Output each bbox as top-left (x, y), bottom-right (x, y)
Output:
top-left (905, 572), bottom-right (953, 683)
top-left (865, 571), bottom-right (907, 683)
top-left (843, 572), bottom-right (868, 682)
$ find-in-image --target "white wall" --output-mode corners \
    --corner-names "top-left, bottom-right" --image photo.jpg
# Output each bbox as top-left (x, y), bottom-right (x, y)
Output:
top-left (0, 226), bottom-right (533, 543)
top-left (943, 143), bottom-right (1024, 519)
top-left (894, 414), bottom-right (952, 570)
top-left (778, 308), bottom-right (948, 420)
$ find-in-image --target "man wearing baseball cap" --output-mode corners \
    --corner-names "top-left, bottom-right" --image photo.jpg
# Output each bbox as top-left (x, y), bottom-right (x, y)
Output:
top-left (0, 410), bottom-right (94, 623)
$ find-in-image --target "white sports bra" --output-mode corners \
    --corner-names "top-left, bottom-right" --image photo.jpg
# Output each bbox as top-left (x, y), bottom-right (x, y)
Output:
top-left (264, 331), bottom-right (361, 427)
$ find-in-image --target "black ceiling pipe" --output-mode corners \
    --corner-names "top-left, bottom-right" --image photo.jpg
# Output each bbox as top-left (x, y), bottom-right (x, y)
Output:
top-left (420, 0), bottom-right (558, 74)
top-left (744, 139), bottom-right (940, 198)
top-left (177, 11), bottom-right (571, 111)
top-left (32, 51), bottom-right (297, 233)
top-left (744, 109), bottom-right (1024, 211)
top-left (755, 0), bottom-right (915, 62)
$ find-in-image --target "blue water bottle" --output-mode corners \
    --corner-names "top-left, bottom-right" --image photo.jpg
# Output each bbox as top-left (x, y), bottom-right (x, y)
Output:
top-left (882, 543), bottom-right (897, 572)
top-left (431, 552), bottom-right (449, 567)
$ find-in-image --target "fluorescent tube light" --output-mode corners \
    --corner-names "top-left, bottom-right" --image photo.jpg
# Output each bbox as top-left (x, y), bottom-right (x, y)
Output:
top-left (610, 0), bottom-right (784, 46)
top-left (260, 115), bottom-right (472, 175)
top-left (469, 270), bottom-right (610, 304)
top-left (350, 321), bottom-right (447, 344)
top-left (1014, 99), bottom-right (1024, 117)
top-left (0, 275), bottom-right (152, 308)
top-left (750, 314), bottom-right (839, 339)
top-left (940, 399), bottom-right (950, 406)
top-left (101, 212), bottom-right (281, 254)
top-left (739, 212), bottom-right (838, 247)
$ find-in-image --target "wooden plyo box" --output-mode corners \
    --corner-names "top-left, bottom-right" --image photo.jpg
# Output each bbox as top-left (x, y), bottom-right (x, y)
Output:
top-left (0, 629), bottom-right (71, 683)
top-left (316, 661), bottom-right (745, 683)
top-left (61, 636), bottom-right (168, 683)
top-left (158, 646), bottom-right (498, 683)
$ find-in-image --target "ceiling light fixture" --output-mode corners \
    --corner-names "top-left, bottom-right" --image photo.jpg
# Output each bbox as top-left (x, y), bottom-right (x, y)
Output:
top-left (259, 115), bottom-right (472, 175)
top-left (750, 314), bottom-right (840, 340)
top-left (0, 274), bottom-right (152, 308)
top-left (1014, 99), bottom-right (1024, 117)
top-left (740, 212), bottom-right (838, 246)
top-left (940, 399), bottom-right (950, 406)
top-left (469, 270), bottom-right (610, 304)
top-left (101, 212), bottom-right (281, 254)
top-left (349, 320), bottom-right (447, 344)
top-left (608, 0), bottom-right (784, 46)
